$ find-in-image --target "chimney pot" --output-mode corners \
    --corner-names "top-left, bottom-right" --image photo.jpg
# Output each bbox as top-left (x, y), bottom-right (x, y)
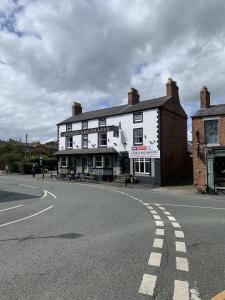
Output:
top-left (166, 78), bottom-right (179, 100)
top-left (200, 86), bottom-right (210, 108)
top-left (128, 88), bottom-right (139, 105)
top-left (72, 101), bottom-right (82, 116)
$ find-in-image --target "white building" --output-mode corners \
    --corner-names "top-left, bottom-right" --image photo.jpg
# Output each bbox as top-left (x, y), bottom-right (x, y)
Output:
top-left (56, 79), bottom-right (188, 185)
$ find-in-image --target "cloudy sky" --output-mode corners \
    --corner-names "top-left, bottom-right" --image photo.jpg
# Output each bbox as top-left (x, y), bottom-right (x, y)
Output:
top-left (0, 0), bottom-right (225, 142)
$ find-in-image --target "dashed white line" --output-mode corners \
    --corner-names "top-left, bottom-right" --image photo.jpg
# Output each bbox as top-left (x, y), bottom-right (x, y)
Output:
top-left (148, 252), bottom-right (162, 267)
top-left (153, 215), bottom-right (161, 220)
top-left (173, 280), bottom-right (189, 300)
top-left (176, 257), bottom-right (189, 271)
top-left (0, 204), bottom-right (23, 212)
top-left (172, 222), bottom-right (181, 228)
top-left (164, 211), bottom-right (171, 216)
top-left (143, 203), bottom-right (149, 206)
top-left (154, 204), bottom-right (160, 206)
top-left (138, 274), bottom-right (157, 296)
top-left (147, 206), bottom-right (154, 209)
top-left (19, 184), bottom-right (37, 189)
top-left (175, 241), bottom-right (187, 253)
top-left (149, 210), bottom-right (157, 214)
top-left (155, 221), bottom-right (164, 227)
top-left (175, 230), bottom-right (184, 238)
top-left (168, 216), bottom-right (176, 221)
top-left (156, 228), bottom-right (164, 236)
top-left (153, 238), bottom-right (163, 248)
top-left (159, 207), bottom-right (166, 211)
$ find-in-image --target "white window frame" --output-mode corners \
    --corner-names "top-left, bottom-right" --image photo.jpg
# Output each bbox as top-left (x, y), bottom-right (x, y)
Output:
top-left (133, 128), bottom-right (143, 145)
top-left (61, 157), bottom-right (67, 167)
top-left (66, 123), bottom-right (72, 131)
top-left (133, 112), bottom-right (143, 123)
top-left (66, 136), bottom-right (73, 149)
top-left (99, 132), bottom-right (107, 147)
top-left (134, 158), bottom-right (151, 175)
top-left (95, 155), bottom-right (103, 168)
top-left (204, 118), bottom-right (219, 145)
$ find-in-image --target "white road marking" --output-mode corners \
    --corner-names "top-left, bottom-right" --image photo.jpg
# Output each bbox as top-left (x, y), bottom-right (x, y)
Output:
top-left (190, 286), bottom-right (202, 300)
top-left (176, 241), bottom-right (187, 253)
top-left (159, 207), bottom-right (166, 211)
top-left (0, 204), bottom-right (23, 212)
top-left (156, 228), bottom-right (164, 236)
top-left (139, 200), bottom-right (143, 203)
top-left (153, 215), bottom-right (161, 220)
top-left (158, 202), bottom-right (225, 211)
top-left (168, 216), bottom-right (176, 221)
top-left (19, 184), bottom-right (37, 189)
top-left (143, 203), bottom-right (149, 206)
top-left (147, 206), bottom-right (153, 209)
top-left (172, 222), bottom-right (181, 228)
top-left (155, 221), bottom-right (164, 227)
top-left (164, 211), bottom-right (171, 215)
top-left (175, 230), bottom-right (184, 238)
top-left (176, 257), bottom-right (189, 271)
top-left (0, 205), bottom-right (54, 227)
top-left (150, 210), bottom-right (157, 214)
top-left (45, 190), bottom-right (57, 199)
top-left (154, 204), bottom-right (160, 206)
top-left (138, 274), bottom-right (157, 296)
top-left (153, 238), bottom-right (163, 248)
top-left (0, 180), bottom-right (12, 184)
top-left (173, 280), bottom-right (189, 300)
top-left (41, 190), bottom-right (47, 199)
top-left (148, 252), bottom-right (162, 267)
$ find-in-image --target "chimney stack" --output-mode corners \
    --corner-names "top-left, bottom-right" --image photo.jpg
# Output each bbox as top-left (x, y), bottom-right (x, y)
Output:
top-left (200, 86), bottom-right (210, 108)
top-left (166, 78), bottom-right (179, 100)
top-left (128, 88), bottom-right (139, 106)
top-left (72, 102), bottom-right (82, 116)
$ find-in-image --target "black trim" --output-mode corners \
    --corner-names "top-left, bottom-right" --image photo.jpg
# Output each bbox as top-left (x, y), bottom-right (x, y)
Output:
top-left (133, 128), bottom-right (143, 146)
top-left (66, 123), bottom-right (72, 131)
top-left (82, 134), bottom-right (88, 149)
top-left (98, 132), bottom-right (107, 148)
top-left (133, 112), bottom-right (143, 123)
top-left (99, 118), bottom-right (106, 127)
top-left (82, 120), bottom-right (88, 129)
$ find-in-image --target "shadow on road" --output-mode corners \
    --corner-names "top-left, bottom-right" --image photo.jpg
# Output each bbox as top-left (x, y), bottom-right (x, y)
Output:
top-left (0, 191), bottom-right (39, 203)
top-left (0, 233), bottom-right (83, 243)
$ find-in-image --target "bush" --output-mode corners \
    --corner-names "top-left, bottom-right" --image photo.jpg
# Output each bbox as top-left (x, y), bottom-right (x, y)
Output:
top-left (12, 162), bottom-right (41, 174)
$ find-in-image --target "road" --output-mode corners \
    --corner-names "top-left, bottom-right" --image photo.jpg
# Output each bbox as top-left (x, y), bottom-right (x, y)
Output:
top-left (0, 175), bottom-right (225, 300)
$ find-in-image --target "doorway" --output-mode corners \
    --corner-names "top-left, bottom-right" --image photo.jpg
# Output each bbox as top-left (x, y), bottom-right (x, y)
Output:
top-left (214, 157), bottom-right (225, 187)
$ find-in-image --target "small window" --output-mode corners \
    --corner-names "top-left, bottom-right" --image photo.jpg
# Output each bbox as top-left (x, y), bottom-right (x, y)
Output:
top-left (66, 123), bottom-right (72, 131)
top-left (82, 134), bottom-right (88, 148)
top-left (61, 157), bottom-right (67, 167)
top-left (99, 133), bottom-right (107, 147)
top-left (104, 156), bottom-right (111, 168)
top-left (205, 119), bottom-right (219, 144)
top-left (134, 158), bottom-right (151, 175)
top-left (99, 118), bottom-right (106, 127)
top-left (133, 112), bottom-right (143, 123)
top-left (82, 121), bottom-right (88, 129)
top-left (133, 128), bottom-right (143, 145)
top-left (96, 155), bottom-right (103, 167)
top-left (66, 136), bottom-right (73, 149)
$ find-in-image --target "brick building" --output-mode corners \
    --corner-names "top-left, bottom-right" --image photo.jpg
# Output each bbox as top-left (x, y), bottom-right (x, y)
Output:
top-left (56, 79), bottom-right (189, 186)
top-left (192, 86), bottom-right (225, 192)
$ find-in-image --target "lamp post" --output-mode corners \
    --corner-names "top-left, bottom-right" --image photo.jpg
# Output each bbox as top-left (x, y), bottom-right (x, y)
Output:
top-left (25, 133), bottom-right (28, 161)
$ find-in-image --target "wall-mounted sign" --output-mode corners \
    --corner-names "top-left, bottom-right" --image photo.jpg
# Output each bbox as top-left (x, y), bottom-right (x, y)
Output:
top-left (61, 125), bottom-right (119, 137)
top-left (129, 145), bottom-right (160, 158)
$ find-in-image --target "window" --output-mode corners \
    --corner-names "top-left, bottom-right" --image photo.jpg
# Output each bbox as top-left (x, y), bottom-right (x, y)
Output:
top-left (205, 119), bottom-right (219, 144)
top-left (99, 133), bottom-right (107, 147)
top-left (99, 118), bottom-right (106, 127)
top-left (66, 136), bottom-right (73, 149)
top-left (104, 156), bottom-right (111, 168)
top-left (61, 157), bottom-right (67, 167)
top-left (68, 157), bottom-right (73, 168)
top-left (133, 128), bottom-right (143, 145)
top-left (82, 121), bottom-right (88, 129)
top-left (82, 134), bottom-right (88, 148)
top-left (96, 155), bottom-right (103, 167)
top-left (133, 112), bottom-right (143, 123)
top-left (134, 158), bottom-right (151, 175)
top-left (66, 123), bottom-right (72, 131)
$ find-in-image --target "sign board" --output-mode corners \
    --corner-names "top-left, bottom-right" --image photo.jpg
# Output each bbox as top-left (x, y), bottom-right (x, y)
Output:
top-left (61, 125), bottom-right (119, 137)
top-left (129, 145), bottom-right (160, 158)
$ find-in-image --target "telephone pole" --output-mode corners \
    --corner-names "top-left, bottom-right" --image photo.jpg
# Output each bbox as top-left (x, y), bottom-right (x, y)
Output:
top-left (25, 133), bottom-right (28, 161)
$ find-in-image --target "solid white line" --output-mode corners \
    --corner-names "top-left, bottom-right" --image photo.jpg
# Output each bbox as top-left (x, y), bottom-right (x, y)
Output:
top-left (173, 280), bottom-right (189, 300)
top-left (148, 252), bottom-right (162, 267)
top-left (153, 215), bottom-right (161, 220)
top-left (168, 216), bottom-right (176, 221)
top-left (159, 202), bottom-right (225, 211)
top-left (175, 230), bottom-right (184, 238)
top-left (19, 184), bottom-right (37, 189)
top-left (159, 207), bottom-right (166, 211)
top-left (176, 257), bottom-right (189, 271)
top-left (153, 238), bottom-right (163, 248)
top-left (147, 206), bottom-right (154, 209)
top-left (176, 241), bottom-right (187, 253)
top-left (45, 190), bottom-right (57, 199)
top-left (156, 229), bottom-right (164, 236)
top-left (0, 205), bottom-right (54, 227)
top-left (138, 274), bottom-right (157, 296)
top-left (0, 204), bottom-right (23, 212)
top-left (164, 211), bottom-right (171, 215)
top-left (150, 210), bottom-right (157, 214)
top-left (155, 221), bottom-right (164, 227)
top-left (41, 190), bottom-right (47, 199)
top-left (172, 222), bottom-right (181, 228)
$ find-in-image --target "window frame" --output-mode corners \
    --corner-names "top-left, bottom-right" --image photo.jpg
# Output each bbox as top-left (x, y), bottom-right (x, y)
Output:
top-left (99, 118), bottom-right (106, 127)
top-left (82, 134), bottom-right (88, 148)
top-left (133, 112), bottom-right (143, 123)
top-left (65, 136), bottom-right (73, 149)
top-left (66, 123), bottom-right (72, 131)
top-left (95, 155), bottom-right (103, 168)
top-left (133, 128), bottom-right (143, 145)
top-left (61, 157), bottom-right (67, 167)
top-left (204, 119), bottom-right (219, 145)
top-left (134, 158), bottom-right (151, 175)
top-left (82, 121), bottom-right (88, 129)
top-left (98, 132), bottom-right (107, 147)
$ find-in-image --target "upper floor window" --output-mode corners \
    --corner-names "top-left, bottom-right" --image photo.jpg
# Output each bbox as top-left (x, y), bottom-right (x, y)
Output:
top-left (99, 118), bottom-right (106, 127)
top-left (66, 123), bottom-right (72, 131)
top-left (133, 128), bottom-right (143, 145)
top-left (133, 112), bottom-right (143, 123)
top-left (82, 121), bottom-right (88, 129)
top-left (82, 134), bottom-right (88, 148)
top-left (66, 136), bottom-right (73, 149)
top-left (99, 132), bottom-right (107, 147)
top-left (205, 119), bottom-right (218, 144)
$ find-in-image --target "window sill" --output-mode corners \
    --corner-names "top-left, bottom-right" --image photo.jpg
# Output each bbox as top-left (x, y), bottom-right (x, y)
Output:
top-left (205, 143), bottom-right (220, 147)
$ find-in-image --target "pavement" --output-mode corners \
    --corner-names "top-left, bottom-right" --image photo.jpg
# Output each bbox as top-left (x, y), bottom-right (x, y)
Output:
top-left (0, 174), bottom-right (225, 299)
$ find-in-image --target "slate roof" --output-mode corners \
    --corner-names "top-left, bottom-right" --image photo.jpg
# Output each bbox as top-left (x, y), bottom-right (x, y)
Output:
top-left (58, 96), bottom-right (171, 125)
top-left (192, 104), bottom-right (225, 118)
top-left (54, 147), bottom-right (118, 155)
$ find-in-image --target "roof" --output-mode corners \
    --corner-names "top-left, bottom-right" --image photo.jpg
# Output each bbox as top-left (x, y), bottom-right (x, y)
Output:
top-left (58, 96), bottom-right (171, 125)
top-left (192, 104), bottom-right (225, 118)
top-left (54, 147), bottom-right (118, 155)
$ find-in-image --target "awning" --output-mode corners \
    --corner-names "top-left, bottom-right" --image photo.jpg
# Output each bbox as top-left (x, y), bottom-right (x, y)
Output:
top-left (54, 147), bottom-right (118, 156)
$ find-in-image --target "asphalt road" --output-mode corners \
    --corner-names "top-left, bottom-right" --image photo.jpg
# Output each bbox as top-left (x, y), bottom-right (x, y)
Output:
top-left (0, 175), bottom-right (225, 300)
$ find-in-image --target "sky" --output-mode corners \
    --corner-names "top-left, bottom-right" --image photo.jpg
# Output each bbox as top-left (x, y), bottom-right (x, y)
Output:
top-left (0, 0), bottom-right (225, 143)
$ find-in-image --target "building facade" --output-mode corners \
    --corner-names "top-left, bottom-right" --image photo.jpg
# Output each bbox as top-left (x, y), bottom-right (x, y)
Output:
top-left (192, 86), bottom-right (225, 192)
top-left (56, 79), bottom-right (188, 186)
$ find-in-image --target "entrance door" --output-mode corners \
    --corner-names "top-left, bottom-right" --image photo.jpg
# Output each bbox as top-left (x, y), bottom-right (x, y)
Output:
top-left (121, 152), bottom-right (130, 174)
top-left (82, 158), bottom-right (88, 173)
top-left (214, 157), bottom-right (225, 187)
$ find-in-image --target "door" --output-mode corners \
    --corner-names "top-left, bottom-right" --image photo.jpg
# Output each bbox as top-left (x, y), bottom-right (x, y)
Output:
top-left (82, 158), bottom-right (88, 173)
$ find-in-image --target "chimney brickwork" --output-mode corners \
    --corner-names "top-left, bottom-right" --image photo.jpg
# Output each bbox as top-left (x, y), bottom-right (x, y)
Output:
top-left (72, 102), bottom-right (82, 116)
top-left (166, 78), bottom-right (179, 100)
top-left (200, 86), bottom-right (210, 108)
top-left (128, 88), bottom-right (140, 106)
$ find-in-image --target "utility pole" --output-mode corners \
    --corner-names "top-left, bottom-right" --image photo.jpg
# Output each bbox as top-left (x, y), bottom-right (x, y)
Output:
top-left (25, 133), bottom-right (28, 161)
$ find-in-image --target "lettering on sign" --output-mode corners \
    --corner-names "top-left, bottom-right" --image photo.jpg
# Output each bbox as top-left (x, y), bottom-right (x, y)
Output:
top-left (130, 145), bottom-right (160, 158)
top-left (61, 126), bottom-right (119, 137)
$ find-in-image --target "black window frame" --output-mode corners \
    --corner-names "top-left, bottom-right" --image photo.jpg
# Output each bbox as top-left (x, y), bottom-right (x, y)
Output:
top-left (133, 112), bottom-right (143, 123)
top-left (99, 118), bottom-right (106, 127)
top-left (98, 132), bottom-right (107, 147)
top-left (65, 136), bottom-right (73, 149)
top-left (82, 121), bottom-right (88, 129)
top-left (66, 123), bottom-right (72, 131)
top-left (133, 128), bottom-right (143, 145)
top-left (82, 134), bottom-right (88, 148)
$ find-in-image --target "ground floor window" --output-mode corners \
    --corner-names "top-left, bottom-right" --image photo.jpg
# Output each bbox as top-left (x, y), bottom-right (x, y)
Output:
top-left (61, 157), bottom-right (67, 167)
top-left (96, 155), bottom-right (103, 167)
top-left (134, 158), bottom-right (151, 175)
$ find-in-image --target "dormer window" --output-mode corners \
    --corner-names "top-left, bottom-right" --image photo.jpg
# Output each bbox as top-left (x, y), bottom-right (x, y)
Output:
top-left (66, 123), bottom-right (72, 131)
top-left (99, 118), bottom-right (106, 127)
top-left (133, 112), bottom-right (143, 123)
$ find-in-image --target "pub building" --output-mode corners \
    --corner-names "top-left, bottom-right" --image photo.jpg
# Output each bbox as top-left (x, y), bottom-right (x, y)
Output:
top-left (55, 79), bottom-right (188, 185)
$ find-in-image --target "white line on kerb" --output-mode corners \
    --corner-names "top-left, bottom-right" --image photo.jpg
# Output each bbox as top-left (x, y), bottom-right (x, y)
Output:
top-left (175, 241), bottom-right (187, 253)
top-left (148, 252), bottom-right (162, 267)
top-left (0, 204), bottom-right (23, 212)
top-left (153, 238), bottom-right (163, 248)
top-left (176, 257), bottom-right (189, 271)
top-left (138, 274), bottom-right (157, 296)
top-left (0, 205), bottom-right (53, 227)
top-left (173, 280), bottom-right (189, 300)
